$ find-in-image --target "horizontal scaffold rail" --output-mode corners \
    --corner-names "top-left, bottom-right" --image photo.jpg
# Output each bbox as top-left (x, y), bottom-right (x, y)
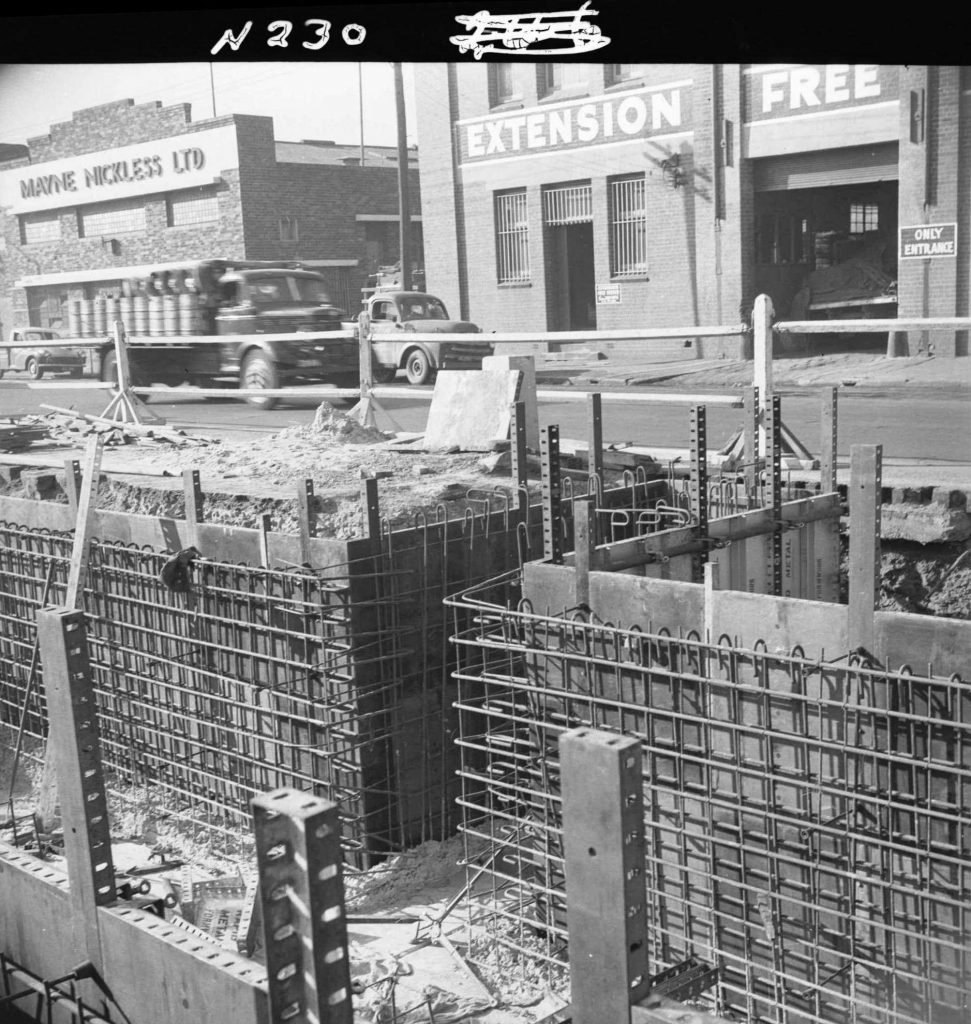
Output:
top-left (15, 381), bottom-right (743, 406)
top-left (775, 316), bottom-right (971, 333)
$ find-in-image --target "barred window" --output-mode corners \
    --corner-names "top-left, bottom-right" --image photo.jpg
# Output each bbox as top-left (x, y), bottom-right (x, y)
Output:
top-left (489, 63), bottom-right (517, 106)
top-left (21, 214), bottom-right (61, 244)
top-left (279, 215), bottom-right (299, 242)
top-left (609, 176), bottom-right (647, 277)
top-left (168, 190), bottom-right (219, 227)
top-left (79, 200), bottom-right (146, 237)
top-left (495, 190), bottom-right (530, 284)
top-left (849, 202), bottom-right (879, 234)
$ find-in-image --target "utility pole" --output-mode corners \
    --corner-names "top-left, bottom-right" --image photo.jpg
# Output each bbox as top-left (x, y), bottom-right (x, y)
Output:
top-left (393, 62), bottom-right (412, 290)
top-left (358, 64), bottom-right (366, 166)
top-left (209, 64), bottom-right (217, 118)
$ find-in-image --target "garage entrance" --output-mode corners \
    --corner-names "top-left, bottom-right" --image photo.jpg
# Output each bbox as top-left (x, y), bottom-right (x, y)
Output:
top-left (752, 143), bottom-right (899, 347)
top-left (543, 182), bottom-right (597, 333)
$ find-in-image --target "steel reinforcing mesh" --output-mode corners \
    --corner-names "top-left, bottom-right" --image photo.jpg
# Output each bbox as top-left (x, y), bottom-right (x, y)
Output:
top-left (0, 522), bottom-right (415, 865)
top-left (446, 571), bottom-right (970, 1024)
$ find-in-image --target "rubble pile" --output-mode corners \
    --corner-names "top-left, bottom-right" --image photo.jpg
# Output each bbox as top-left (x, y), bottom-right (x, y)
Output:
top-left (37, 405), bottom-right (218, 449)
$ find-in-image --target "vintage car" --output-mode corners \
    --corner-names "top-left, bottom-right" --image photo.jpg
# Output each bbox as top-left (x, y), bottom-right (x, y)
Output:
top-left (1, 327), bottom-right (86, 379)
top-left (364, 291), bottom-right (492, 385)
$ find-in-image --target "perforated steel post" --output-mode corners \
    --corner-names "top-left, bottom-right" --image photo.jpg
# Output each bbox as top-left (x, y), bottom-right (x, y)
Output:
top-left (183, 468), bottom-right (204, 546)
top-left (820, 387), bottom-right (838, 494)
top-left (37, 608), bottom-right (116, 973)
top-left (559, 727), bottom-right (649, 1024)
top-left (297, 478), bottom-right (317, 565)
top-left (252, 789), bottom-right (352, 1024)
top-left (587, 393), bottom-right (604, 499)
top-left (511, 401), bottom-right (529, 509)
top-left (766, 394), bottom-right (783, 595)
top-left (540, 424), bottom-right (562, 563)
top-left (689, 406), bottom-right (709, 580)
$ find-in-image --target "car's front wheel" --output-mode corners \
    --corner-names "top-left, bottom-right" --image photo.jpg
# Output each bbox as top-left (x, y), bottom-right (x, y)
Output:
top-left (240, 350), bottom-right (280, 409)
top-left (404, 348), bottom-right (433, 386)
top-left (25, 357), bottom-right (43, 381)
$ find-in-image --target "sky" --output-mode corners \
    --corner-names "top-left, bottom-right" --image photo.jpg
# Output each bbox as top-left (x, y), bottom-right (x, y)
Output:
top-left (0, 63), bottom-right (421, 151)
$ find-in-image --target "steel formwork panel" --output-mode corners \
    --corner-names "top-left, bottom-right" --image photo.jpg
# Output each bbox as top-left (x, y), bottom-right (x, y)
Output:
top-left (446, 573), bottom-right (971, 1024)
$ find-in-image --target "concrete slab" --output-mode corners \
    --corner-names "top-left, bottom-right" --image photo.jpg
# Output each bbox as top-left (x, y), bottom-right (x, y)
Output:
top-left (422, 369), bottom-right (522, 452)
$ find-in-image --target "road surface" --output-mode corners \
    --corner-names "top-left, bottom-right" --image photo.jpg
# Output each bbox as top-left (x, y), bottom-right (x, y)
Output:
top-left (1, 378), bottom-right (968, 478)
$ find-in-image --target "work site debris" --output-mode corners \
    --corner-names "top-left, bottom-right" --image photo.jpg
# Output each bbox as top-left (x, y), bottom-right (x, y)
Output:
top-left (36, 404), bottom-right (218, 448)
top-left (0, 417), bottom-right (48, 452)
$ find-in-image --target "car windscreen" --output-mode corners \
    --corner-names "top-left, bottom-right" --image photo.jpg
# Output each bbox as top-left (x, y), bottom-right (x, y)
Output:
top-left (245, 274), bottom-right (333, 305)
top-left (401, 297), bottom-right (448, 321)
top-left (292, 276), bottom-right (333, 304)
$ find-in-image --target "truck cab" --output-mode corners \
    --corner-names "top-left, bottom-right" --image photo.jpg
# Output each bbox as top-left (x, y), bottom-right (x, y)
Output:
top-left (366, 290), bottom-right (492, 385)
top-left (212, 268), bottom-right (357, 400)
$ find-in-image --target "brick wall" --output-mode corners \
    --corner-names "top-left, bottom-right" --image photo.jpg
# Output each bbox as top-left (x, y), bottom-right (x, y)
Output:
top-left (417, 62), bottom-right (747, 356)
top-left (0, 101), bottom-right (416, 331)
top-left (897, 66), bottom-right (966, 356)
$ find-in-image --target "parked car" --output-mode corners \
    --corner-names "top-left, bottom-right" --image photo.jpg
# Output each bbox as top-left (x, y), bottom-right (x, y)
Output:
top-left (1, 327), bottom-right (86, 380)
top-left (364, 291), bottom-right (492, 385)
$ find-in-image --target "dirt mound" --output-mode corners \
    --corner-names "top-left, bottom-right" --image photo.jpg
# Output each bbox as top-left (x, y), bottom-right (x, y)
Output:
top-left (275, 401), bottom-right (388, 445)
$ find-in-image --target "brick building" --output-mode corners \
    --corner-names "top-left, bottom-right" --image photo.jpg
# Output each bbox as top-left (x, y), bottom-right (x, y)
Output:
top-left (0, 98), bottom-right (421, 334)
top-left (415, 63), bottom-right (969, 357)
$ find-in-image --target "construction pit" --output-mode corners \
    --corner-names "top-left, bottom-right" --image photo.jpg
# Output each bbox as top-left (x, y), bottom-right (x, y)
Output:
top-left (0, 385), bottom-right (969, 1024)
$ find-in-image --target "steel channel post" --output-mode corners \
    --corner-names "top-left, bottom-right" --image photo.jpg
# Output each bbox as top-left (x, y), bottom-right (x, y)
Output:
top-left (252, 788), bottom-right (352, 1024)
top-left (820, 387), bottom-right (838, 494)
top-left (767, 395), bottom-right (783, 596)
top-left (848, 445), bottom-right (883, 658)
top-left (511, 401), bottom-right (529, 512)
top-left (559, 727), bottom-right (649, 1024)
top-left (540, 424), bottom-right (563, 563)
top-left (689, 406), bottom-right (709, 581)
top-left (183, 468), bottom-right (204, 548)
top-left (361, 476), bottom-right (381, 544)
top-left (297, 479), bottom-right (317, 566)
top-left (63, 458), bottom-right (83, 514)
top-left (36, 607), bottom-right (116, 975)
top-left (587, 394), bottom-right (604, 533)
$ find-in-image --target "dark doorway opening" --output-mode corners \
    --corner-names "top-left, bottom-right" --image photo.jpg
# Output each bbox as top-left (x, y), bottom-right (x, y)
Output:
top-left (546, 222), bottom-right (597, 332)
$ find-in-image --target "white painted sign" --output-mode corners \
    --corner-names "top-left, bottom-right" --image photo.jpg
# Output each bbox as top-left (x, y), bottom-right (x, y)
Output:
top-left (457, 81), bottom-right (691, 164)
top-left (899, 223), bottom-right (957, 259)
top-left (0, 124), bottom-right (240, 215)
top-left (596, 283), bottom-right (621, 304)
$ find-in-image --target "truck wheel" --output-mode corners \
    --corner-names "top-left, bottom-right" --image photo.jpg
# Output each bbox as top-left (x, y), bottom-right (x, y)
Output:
top-left (372, 363), bottom-right (397, 384)
top-left (25, 357), bottom-right (43, 380)
top-left (240, 350), bottom-right (280, 409)
top-left (100, 351), bottom-right (148, 392)
top-left (404, 348), bottom-right (433, 386)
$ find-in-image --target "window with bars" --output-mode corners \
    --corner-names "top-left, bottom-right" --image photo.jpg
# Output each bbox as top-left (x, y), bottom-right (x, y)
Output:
top-left (78, 200), bottom-right (147, 237)
top-left (494, 190), bottom-right (530, 284)
top-left (607, 64), bottom-right (647, 85)
top-left (488, 63), bottom-right (517, 106)
top-left (21, 214), bottom-right (61, 244)
top-left (543, 183), bottom-right (593, 225)
top-left (279, 215), bottom-right (299, 242)
top-left (608, 176), bottom-right (647, 277)
top-left (755, 214), bottom-right (810, 265)
top-left (537, 63), bottom-right (589, 97)
top-left (168, 190), bottom-right (219, 227)
top-left (849, 202), bottom-right (879, 234)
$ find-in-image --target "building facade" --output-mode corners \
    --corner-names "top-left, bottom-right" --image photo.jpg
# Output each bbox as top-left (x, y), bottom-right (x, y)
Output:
top-left (415, 63), bottom-right (969, 357)
top-left (0, 98), bottom-right (422, 335)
